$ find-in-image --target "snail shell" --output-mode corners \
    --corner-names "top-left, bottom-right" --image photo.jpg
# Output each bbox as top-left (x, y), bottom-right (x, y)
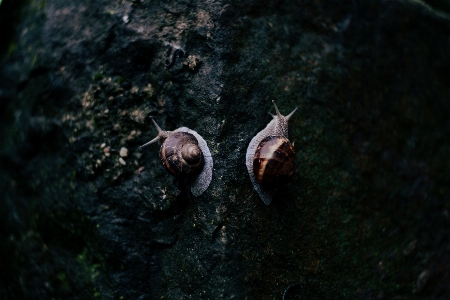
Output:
top-left (253, 135), bottom-right (295, 188)
top-left (161, 131), bottom-right (204, 177)
top-left (141, 118), bottom-right (213, 197)
top-left (246, 101), bottom-right (297, 205)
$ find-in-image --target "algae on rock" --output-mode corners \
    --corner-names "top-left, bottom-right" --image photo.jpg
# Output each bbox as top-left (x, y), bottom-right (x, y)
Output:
top-left (1, 0), bottom-right (450, 299)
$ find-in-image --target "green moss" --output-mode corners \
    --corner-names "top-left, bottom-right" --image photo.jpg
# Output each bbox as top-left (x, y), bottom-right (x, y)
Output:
top-left (116, 76), bottom-right (127, 85)
top-left (6, 43), bottom-right (16, 57)
top-left (93, 73), bottom-right (103, 81)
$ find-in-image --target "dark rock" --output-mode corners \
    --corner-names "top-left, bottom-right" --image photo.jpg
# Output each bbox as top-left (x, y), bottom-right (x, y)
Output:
top-left (1, 0), bottom-right (450, 299)
top-left (121, 81), bottom-right (131, 90)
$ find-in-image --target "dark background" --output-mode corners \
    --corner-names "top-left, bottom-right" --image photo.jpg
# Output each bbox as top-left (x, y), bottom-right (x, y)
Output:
top-left (1, 0), bottom-right (450, 299)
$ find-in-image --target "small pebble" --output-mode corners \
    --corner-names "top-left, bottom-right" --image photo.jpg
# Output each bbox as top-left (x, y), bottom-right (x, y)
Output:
top-left (119, 158), bottom-right (126, 165)
top-left (100, 143), bottom-right (106, 149)
top-left (104, 146), bottom-right (110, 157)
top-left (120, 147), bottom-right (128, 157)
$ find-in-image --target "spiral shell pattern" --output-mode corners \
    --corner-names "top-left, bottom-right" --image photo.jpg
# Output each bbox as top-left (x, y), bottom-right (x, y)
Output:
top-left (160, 131), bottom-right (204, 178)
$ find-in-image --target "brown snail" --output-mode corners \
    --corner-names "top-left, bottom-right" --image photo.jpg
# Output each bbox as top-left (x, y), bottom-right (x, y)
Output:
top-left (246, 101), bottom-right (297, 205)
top-left (140, 118), bottom-right (213, 196)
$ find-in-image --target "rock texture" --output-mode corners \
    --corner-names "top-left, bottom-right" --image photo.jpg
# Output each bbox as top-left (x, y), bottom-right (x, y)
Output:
top-left (1, 0), bottom-right (450, 299)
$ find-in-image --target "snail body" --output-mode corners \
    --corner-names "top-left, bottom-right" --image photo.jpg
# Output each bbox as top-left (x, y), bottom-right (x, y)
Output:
top-left (246, 101), bottom-right (297, 205)
top-left (141, 119), bottom-right (213, 196)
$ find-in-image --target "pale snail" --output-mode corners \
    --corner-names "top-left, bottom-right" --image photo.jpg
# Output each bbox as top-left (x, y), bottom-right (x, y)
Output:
top-left (140, 118), bottom-right (213, 196)
top-left (246, 101), bottom-right (298, 205)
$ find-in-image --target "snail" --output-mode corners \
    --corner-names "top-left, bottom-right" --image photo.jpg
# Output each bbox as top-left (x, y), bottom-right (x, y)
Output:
top-left (140, 118), bottom-right (213, 196)
top-left (246, 101), bottom-right (297, 205)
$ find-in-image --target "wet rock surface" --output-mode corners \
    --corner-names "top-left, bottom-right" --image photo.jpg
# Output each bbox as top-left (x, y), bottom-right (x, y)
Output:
top-left (1, 0), bottom-right (450, 299)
